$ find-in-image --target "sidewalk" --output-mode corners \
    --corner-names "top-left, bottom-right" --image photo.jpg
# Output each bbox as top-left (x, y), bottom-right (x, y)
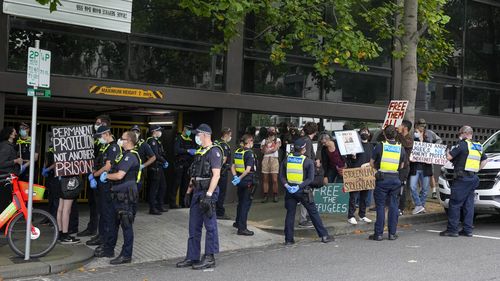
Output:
top-left (0, 199), bottom-right (446, 279)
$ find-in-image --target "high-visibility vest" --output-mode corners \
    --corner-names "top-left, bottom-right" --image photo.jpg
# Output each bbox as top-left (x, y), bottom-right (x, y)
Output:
top-left (464, 139), bottom-right (482, 172)
top-left (379, 141), bottom-right (401, 173)
top-left (286, 154), bottom-right (306, 184)
top-left (233, 148), bottom-right (247, 173)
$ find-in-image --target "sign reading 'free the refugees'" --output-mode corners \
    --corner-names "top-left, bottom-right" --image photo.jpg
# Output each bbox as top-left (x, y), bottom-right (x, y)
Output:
top-left (313, 184), bottom-right (349, 214)
top-left (343, 166), bottom-right (376, 192)
top-left (52, 125), bottom-right (94, 176)
top-left (409, 142), bottom-right (448, 165)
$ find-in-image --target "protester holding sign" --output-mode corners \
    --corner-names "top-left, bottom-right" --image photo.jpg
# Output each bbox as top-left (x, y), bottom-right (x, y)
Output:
top-left (396, 120), bottom-right (414, 216)
top-left (345, 128), bottom-right (374, 225)
top-left (415, 118), bottom-right (442, 199)
top-left (409, 125), bottom-right (433, 215)
top-left (319, 134), bottom-right (346, 184)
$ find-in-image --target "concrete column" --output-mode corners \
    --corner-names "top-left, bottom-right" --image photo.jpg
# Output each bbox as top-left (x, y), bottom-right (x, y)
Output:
top-left (225, 24), bottom-right (244, 94)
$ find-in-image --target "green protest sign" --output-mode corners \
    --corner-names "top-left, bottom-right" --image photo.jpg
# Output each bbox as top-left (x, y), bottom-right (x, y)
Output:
top-left (313, 184), bottom-right (349, 214)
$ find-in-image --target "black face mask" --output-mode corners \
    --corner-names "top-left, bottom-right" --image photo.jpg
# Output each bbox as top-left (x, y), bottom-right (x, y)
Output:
top-left (360, 133), bottom-right (369, 140)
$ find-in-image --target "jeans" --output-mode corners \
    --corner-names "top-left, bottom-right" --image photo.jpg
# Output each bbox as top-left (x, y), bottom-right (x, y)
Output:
top-left (409, 170), bottom-right (430, 207)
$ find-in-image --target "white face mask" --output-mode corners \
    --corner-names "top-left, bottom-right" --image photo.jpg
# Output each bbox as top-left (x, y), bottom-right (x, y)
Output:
top-left (94, 124), bottom-right (101, 131)
top-left (155, 132), bottom-right (162, 139)
top-left (98, 137), bottom-right (107, 145)
top-left (226, 137), bottom-right (232, 143)
top-left (117, 139), bottom-right (124, 147)
top-left (195, 135), bottom-right (202, 146)
top-left (414, 132), bottom-right (421, 139)
top-left (135, 132), bottom-right (140, 140)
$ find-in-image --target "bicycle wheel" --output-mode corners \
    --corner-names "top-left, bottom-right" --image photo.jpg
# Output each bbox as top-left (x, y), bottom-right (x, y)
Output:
top-left (7, 209), bottom-right (59, 258)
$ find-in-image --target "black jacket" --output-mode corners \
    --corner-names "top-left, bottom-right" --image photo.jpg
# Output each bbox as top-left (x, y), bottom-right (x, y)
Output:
top-left (0, 141), bottom-right (20, 174)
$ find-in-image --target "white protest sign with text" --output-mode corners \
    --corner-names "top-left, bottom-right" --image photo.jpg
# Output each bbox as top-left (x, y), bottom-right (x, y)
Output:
top-left (383, 100), bottom-right (408, 128)
top-left (410, 142), bottom-right (448, 165)
top-left (334, 130), bottom-right (364, 156)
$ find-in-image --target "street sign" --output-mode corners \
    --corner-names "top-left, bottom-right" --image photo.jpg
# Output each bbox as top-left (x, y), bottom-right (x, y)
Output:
top-left (27, 88), bottom-right (51, 98)
top-left (27, 47), bottom-right (51, 88)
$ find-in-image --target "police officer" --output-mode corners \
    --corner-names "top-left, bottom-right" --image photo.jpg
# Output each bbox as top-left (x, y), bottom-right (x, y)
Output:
top-left (88, 126), bottom-right (121, 258)
top-left (214, 127), bottom-right (232, 219)
top-left (130, 125), bottom-right (156, 191)
top-left (79, 115), bottom-right (111, 237)
top-left (440, 126), bottom-right (488, 237)
top-left (16, 122), bottom-right (37, 182)
top-left (369, 125), bottom-right (406, 241)
top-left (146, 125), bottom-right (169, 215)
top-left (176, 124), bottom-right (222, 270)
top-left (280, 138), bottom-right (332, 245)
top-left (99, 131), bottom-right (141, 265)
top-left (174, 123), bottom-right (196, 208)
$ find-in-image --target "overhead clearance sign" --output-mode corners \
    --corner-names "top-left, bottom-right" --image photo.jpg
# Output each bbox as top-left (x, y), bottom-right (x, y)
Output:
top-left (3, 0), bottom-right (133, 33)
top-left (89, 85), bottom-right (164, 100)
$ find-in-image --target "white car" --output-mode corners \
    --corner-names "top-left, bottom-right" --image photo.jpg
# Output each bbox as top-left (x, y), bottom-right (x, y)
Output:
top-left (438, 130), bottom-right (500, 215)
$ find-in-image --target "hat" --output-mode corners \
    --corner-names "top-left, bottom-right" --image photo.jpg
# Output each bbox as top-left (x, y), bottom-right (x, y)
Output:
top-left (193, 124), bottom-right (212, 135)
top-left (149, 125), bottom-right (162, 133)
top-left (20, 122), bottom-right (30, 129)
top-left (130, 125), bottom-right (141, 132)
top-left (94, 126), bottom-right (111, 137)
top-left (184, 123), bottom-right (193, 129)
top-left (416, 118), bottom-right (427, 126)
top-left (293, 138), bottom-right (307, 150)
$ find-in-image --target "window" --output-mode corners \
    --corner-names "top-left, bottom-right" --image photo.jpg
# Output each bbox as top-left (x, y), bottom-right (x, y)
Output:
top-left (325, 71), bottom-right (390, 106)
top-left (463, 87), bottom-right (500, 116)
top-left (416, 81), bottom-right (460, 113)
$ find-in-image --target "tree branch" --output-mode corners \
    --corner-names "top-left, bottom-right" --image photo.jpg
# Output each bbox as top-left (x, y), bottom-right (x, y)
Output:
top-left (418, 22), bottom-right (429, 37)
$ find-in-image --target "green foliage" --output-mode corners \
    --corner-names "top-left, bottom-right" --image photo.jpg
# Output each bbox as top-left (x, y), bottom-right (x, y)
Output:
top-left (36, 0), bottom-right (61, 12)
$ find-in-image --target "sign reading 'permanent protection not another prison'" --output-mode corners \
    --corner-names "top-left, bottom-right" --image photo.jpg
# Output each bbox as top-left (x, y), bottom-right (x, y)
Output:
top-left (52, 125), bottom-right (94, 176)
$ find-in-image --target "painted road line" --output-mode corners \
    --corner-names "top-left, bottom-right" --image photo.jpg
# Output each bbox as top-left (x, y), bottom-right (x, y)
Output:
top-left (427, 230), bottom-right (500, 240)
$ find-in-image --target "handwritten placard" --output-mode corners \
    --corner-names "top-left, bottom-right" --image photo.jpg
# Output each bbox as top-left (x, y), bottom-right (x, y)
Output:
top-left (383, 100), bottom-right (408, 128)
top-left (52, 125), bottom-right (95, 176)
top-left (343, 166), bottom-right (376, 192)
top-left (313, 184), bottom-right (349, 214)
top-left (410, 142), bottom-right (448, 165)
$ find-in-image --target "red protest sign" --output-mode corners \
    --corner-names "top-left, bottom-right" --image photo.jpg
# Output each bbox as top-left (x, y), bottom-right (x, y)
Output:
top-left (383, 100), bottom-right (408, 128)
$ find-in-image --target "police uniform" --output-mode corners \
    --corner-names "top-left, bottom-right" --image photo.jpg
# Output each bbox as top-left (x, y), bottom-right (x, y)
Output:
top-left (16, 136), bottom-right (32, 182)
top-left (134, 135), bottom-right (155, 191)
top-left (177, 124), bottom-right (222, 269)
top-left (80, 138), bottom-right (103, 237)
top-left (174, 128), bottom-right (196, 208)
top-left (107, 149), bottom-right (141, 264)
top-left (280, 139), bottom-right (331, 244)
top-left (442, 138), bottom-right (487, 236)
top-left (93, 137), bottom-right (121, 252)
top-left (146, 126), bottom-right (168, 213)
top-left (233, 146), bottom-right (255, 233)
top-left (370, 140), bottom-right (406, 240)
top-left (214, 139), bottom-right (231, 218)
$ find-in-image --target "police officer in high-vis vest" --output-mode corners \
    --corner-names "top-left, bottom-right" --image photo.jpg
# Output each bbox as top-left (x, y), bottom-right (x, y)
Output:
top-left (176, 124), bottom-right (222, 270)
top-left (369, 125), bottom-right (406, 241)
top-left (214, 127), bottom-right (232, 219)
top-left (130, 125), bottom-right (156, 191)
top-left (440, 126), bottom-right (488, 237)
top-left (280, 138), bottom-right (332, 245)
top-left (146, 125), bottom-right (169, 215)
top-left (90, 126), bottom-right (121, 258)
top-left (231, 134), bottom-right (255, 236)
top-left (16, 122), bottom-right (37, 182)
top-left (174, 123), bottom-right (196, 208)
top-left (99, 130), bottom-right (141, 265)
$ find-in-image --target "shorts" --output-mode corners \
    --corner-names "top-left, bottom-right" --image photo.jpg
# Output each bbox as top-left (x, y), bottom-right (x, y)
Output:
top-left (261, 157), bottom-right (279, 174)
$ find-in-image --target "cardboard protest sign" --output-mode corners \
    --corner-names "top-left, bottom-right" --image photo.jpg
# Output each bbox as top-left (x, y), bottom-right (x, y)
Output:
top-left (410, 142), bottom-right (448, 165)
top-left (383, 100), bottom-right (408, 128)
top-left (313, 184), bottom-right (349, 214)
top-left (52, 124), bottom-right (95, 176)
top-left (343, 166), bottom-right (376, 192)
top-left (334, 130), bottom-right (364, 156)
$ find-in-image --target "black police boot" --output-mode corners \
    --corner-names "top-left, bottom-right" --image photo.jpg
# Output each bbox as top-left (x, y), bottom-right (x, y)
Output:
top-left (321, 235), bottom-right (333, 243)
top-left (284, 240), bottom-right (295, 246)
top-left (176, 259), bottom-right (198, 268)
top-left (149, 209), bottom-right (162, 215)
top-left (86, 236), bottom-right (103, 246)
top-left (77, 228), bottom-right (95, 237)
top-left (388, 234), bottom-right (399, 240)
top-left (237, 229), bottom-right (255, 236)
top-left (439, 231), bottom-right (458, 237)
top-left (95, 249), bottom-right (114, 258)
top-left (368, 234), bottom-right (383, 241)
top-left (458, 230), bottom-right (473, 237)
top-left (192, 254), bottom-right (215, 270)
top-left (110, 255), bottom-right (131, 265)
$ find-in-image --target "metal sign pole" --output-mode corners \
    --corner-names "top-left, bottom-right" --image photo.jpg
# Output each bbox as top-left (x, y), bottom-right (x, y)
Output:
top-left (25, 39), bottom-right (40, 260)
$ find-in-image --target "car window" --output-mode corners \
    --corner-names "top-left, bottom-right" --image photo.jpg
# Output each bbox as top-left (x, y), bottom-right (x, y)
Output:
top-left (483, 132), bottom-right (500, 153)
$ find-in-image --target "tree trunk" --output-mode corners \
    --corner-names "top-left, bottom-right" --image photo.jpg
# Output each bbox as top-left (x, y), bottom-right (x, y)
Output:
top-left (400, 0), bottom-right (419, 125)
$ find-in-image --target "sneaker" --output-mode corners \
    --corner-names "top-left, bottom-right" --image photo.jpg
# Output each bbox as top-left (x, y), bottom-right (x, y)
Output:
top-left (347, 217), bottom-right (358, 225)
top-left (359, 217), bottom-right (372, 223)
top-left (412, 206), bottom-right (425, 215)
top-left (298, 221), bottom-right (314, 228)
top-left (60, 235), bottom-right (80, 245)
top-left (432, 192), bottom-right (438, 199)
top-left (398, 209), bottom-right (404, 216)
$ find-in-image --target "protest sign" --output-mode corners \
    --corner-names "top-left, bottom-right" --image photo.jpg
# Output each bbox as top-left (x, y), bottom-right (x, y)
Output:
top-left (383, 100), bottom-right (408, 128)
top-left (334, 130), bottom-right (364, 156)
top-left (52, 124), bottom-right (94, 176)
top-left (343, 166), bottom-right (376, 192)
top-left (313, 184), bottom-right (349, 214)
top-left (410, 142), bottom-right (448, 165)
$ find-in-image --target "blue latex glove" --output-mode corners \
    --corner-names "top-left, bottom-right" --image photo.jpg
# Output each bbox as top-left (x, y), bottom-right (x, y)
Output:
top-left (99, 172), bottom-right (108, 183)
top-left (41, 167), bottom-right (50, 177)
top-left (231, 175), bottom-right (240, 186)
top-left (140, 164), bottom-right (145, 170)
top-left (162, 161), bottom-right (169, 169)
top-left (88, 174), bottom-right (97, 189)
top-left (285, 184), bottom-right (299, 194)
top-left (187, 149), bottom-right (196, 156)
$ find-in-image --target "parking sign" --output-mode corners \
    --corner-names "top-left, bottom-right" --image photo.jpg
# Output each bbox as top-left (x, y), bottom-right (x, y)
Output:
top-left (27, 47), bottom-right (51, 88)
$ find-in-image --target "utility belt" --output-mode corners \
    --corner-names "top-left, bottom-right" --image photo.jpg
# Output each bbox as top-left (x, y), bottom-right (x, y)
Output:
top-left (193, 178), bottom-right (211, 192)
top-left (302, 186), bottom-right (314, 203)
top-left (453, 170), bottom-right (475, 178)
top-left (111, 189), bottom-right (138, 204)
top-left (375, 171), bottom-right (400, 181)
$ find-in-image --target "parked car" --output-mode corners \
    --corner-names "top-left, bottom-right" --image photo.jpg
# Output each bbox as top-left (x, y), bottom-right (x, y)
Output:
top-left (438, 130), bottom-right (500, 215)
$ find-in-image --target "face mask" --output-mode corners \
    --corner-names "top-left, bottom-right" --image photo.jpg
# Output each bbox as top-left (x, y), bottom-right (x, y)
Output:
top-left (155, 132), bottom-right (162, 139)
top-left (414, 132), bottom-right (421, 139)
top-left (458, 134), bottom-right (464, 140)
top-left (195, 135), bottom-right (202, 146)
top-left (117, 139), bottom-right (124, 147)
top-left (360, 133), bottom-right (369, 141)
top-left (226, 137), bottom-right (232, 143)
top-left (186, 130), bottom-right (191, 137)
top-left (94, 124), bottom-right (101, 131)
top-left (98, 137), bottom-right (107, 145)
top-left (135, 132), bottom-right (140, 140)
top-left (19, 129), bottom-right (27, 138)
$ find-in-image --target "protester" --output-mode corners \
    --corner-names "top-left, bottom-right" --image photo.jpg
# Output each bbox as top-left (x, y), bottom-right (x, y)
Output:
top-left (396, 120), bottom-right (414, 216)
top-left (0, 127), bottom-right (22, 211)
top-left (409, 124), bottom-right (432, 214)
top-left (261, 127), bottom-right (281, 203)
top-left (319, 134), bottom-right (346, 184)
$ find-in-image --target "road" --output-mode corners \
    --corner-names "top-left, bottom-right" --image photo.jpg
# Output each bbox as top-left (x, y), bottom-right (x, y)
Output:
top-left (13, 215), bottom-right (500, 281)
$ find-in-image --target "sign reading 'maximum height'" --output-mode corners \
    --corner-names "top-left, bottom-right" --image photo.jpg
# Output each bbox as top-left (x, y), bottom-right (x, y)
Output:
top-left (3, 0), bottom-right (133, 33)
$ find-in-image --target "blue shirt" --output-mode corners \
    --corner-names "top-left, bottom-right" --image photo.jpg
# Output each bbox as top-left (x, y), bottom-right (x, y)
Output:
top-left (111, 150), bottom-right (140, 193)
